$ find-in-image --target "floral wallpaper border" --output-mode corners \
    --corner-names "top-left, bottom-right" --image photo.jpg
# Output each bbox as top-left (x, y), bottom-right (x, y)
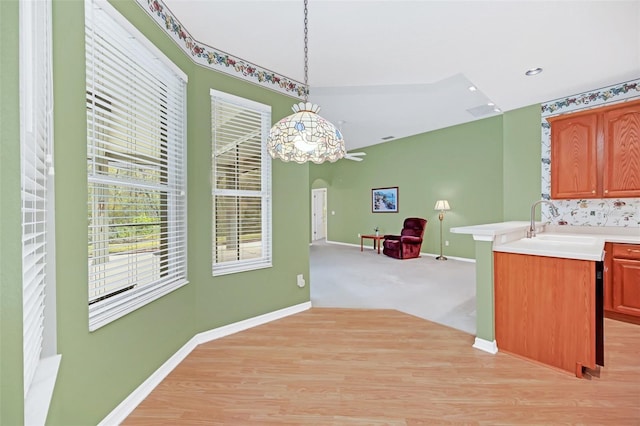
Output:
top-left (541, 80), bottom-right (640, 117)
top-left (540, 79), bottom-right (640, 227)
top-left (135, 0), bottom-right (306, 99)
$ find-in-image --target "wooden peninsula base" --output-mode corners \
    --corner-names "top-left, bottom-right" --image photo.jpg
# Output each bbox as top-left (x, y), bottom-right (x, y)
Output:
top-left (494, 252), bottom-right (604, 377)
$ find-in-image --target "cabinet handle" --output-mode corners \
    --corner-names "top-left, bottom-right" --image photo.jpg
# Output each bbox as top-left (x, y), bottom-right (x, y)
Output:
top-left (592, 190), bottom-right (596, 194)
top-left (604, 190), bottom-right (609, 194)
top-left (628, 249), bottom-right (640, 254)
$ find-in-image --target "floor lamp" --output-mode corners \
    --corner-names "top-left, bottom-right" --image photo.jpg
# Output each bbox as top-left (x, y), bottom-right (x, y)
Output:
top-left (434, 200), bottom-right (450, 260)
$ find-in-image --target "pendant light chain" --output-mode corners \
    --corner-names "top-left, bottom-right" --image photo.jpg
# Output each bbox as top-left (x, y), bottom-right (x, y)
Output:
top-left (266, 0), bottom-right (346, 164)
top-left (303, 0), bottom-right (309, 102)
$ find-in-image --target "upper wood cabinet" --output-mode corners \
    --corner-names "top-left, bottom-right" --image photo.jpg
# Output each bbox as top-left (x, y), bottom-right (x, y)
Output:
top-left (547, 99), bottom-right (640, 199)
top-left (549, 112), bottom-right (599, 199)
top-left (603, 102), bottom-right (640, 197)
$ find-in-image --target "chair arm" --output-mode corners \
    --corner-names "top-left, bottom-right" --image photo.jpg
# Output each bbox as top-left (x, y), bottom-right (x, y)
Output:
top-left (383, 234), bottom-right (401, 240)
top-left (400, 236), bottom-right (422, 244)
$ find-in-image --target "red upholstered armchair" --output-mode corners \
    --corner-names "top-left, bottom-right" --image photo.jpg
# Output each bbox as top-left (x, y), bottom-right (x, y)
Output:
top-left (382, 218), bottom-right (427, 259)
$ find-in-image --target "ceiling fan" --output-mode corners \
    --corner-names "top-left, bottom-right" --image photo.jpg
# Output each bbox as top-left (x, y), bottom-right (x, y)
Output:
top-left (344, 151), bottom-right (366, 162)
top-left (336, 122), bottom-right (366, 162)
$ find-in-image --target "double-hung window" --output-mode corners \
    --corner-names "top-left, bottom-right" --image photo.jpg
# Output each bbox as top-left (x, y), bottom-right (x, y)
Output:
top-left (20, 0), bottom-right (59, 422)
top-left (86, 0), bottom-right (188, 330)
top-left (211, 90), bottom-right (272, 275)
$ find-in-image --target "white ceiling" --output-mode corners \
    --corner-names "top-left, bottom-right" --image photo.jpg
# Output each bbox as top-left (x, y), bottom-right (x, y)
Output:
top-left (163, 0), bottom-right (640, 151)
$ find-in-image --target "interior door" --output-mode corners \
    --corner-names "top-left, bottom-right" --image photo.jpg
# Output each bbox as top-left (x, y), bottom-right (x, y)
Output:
top-left (311, 188), bottom-right (327, 241)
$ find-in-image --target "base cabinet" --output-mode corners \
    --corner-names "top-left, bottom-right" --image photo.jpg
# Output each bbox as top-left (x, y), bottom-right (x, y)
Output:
top-left (494, 252), bottom-right (602, 377)
top-left (606, 243), bottom-right (640, 323)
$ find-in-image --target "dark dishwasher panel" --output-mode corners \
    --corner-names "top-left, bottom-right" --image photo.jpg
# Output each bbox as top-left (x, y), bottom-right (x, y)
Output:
top-left (596, 260), bottom-right (604, 366)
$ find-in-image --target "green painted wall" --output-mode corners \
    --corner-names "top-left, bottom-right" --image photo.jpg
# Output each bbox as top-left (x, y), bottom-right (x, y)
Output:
top-left (1, 1), bottom-right (310, 424)
top-left (502, 105), bottom-right (542, 220)
top-left (1, 1), bottom-right (26, 424)
top-left (310, 116), bottom-right (506, 259)
top-left (186, 67), bottom-right (310, 332)
top-left (474, 240), bottom-right (495, 342)
top-left (310, 108), bottom-right (545, 252)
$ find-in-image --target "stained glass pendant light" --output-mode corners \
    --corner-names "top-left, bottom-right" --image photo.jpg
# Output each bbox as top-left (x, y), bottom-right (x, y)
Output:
top-left (267, 0), bottom-right (346, 164)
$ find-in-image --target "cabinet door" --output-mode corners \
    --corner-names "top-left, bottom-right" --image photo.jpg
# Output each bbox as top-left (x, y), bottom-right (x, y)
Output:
top-left (550, 113), bottom-right (599, 199)
top-left (612, 258), bottom-right (640, 317)
top-left (603, 102), bottom-right (640, 197)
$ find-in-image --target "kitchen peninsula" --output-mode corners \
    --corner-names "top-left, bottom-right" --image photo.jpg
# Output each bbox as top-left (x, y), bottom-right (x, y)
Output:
top-left (451, 221), bottom-right (640, 377)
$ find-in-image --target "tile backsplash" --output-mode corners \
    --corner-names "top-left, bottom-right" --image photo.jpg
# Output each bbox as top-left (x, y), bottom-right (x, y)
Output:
top-left (540, 79), bottom-right (640, 228)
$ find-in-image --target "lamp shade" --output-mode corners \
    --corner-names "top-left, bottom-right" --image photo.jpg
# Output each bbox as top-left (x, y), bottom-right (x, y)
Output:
top-left (434, 200), bottom-right (450, 211)
top-left (267, 102), bottom-right (346, 164)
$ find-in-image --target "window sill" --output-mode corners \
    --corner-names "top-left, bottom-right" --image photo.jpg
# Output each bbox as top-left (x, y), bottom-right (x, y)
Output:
top-left (25, 354), bottom-right (61, 426)
top-left (212, 261), bottom-right (272, 277)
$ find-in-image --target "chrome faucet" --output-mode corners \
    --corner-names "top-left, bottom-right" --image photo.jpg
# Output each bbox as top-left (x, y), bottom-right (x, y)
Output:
top-left (527, 200), bottom-right (558, 238)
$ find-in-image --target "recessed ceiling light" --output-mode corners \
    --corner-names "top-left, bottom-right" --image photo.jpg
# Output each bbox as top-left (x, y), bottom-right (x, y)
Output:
top-left (487, 102), bottom-right (495, 106)
top-left (468, 85), bottom-right (477, 92)
top-left (494, 107), bottom-right (502, 113)
top-left (525, 67), bottom-right (543, 76)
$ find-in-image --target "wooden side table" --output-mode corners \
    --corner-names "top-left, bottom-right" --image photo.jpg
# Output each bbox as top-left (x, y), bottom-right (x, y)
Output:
top-left (360, 234), bottom-right (385, 254)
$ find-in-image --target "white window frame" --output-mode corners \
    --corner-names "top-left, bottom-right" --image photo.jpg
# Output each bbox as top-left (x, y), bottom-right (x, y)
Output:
top-left (210, 90), bottom-right (272, 276)
top-left (19, 0), bottom-right (61, 424)
top-left (86, 0), bottom-right (188, 331)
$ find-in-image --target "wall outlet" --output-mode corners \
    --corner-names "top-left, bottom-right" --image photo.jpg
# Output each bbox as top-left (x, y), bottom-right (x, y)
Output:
top-left (445, 240), bottom-right (449, 246)
top-left (357, 233), bottom-right (361, 238)
top-left (296, 274), bottom-right (305, 288)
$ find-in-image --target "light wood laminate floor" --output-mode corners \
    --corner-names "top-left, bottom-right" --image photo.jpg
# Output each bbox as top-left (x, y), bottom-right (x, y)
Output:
top-left (124, 308), bottom-right (640, 425)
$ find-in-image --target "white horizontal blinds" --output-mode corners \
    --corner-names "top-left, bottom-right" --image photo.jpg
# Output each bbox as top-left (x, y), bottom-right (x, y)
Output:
top-left (211, 90), bottom-right (272, 275)
top-left (20, 0), bottom-right (53, 398)
top-left (86, 0), bottom-right (187, 330)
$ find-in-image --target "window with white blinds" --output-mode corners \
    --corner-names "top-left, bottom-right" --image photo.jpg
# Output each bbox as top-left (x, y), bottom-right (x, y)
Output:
top-left (86, 0), bottom-right (188, 331)
top-left (211, 90), bottom-right (272, 276)
top-left (20, 0), bottom-right (54, 400)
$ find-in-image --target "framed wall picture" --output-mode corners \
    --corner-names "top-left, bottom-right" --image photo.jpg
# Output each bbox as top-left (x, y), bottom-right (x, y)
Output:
top-left (372, 187), bottom-right (399, 213)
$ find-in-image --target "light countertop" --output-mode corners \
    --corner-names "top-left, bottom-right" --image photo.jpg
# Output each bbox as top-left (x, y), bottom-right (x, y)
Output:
top-left (450, 221), bottom-right (534, 238)
top-left (493, 233), bottom-right (606, 261)
top-left (450, 222), bottom-right (640, 261)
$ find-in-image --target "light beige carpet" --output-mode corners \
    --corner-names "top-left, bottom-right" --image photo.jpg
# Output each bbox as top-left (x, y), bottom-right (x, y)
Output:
top-left (310, 240), bottom-right (477, 335)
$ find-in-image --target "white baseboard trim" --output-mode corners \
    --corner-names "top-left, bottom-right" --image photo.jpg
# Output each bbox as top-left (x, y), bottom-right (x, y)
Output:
top-left (419, 251), bottom-right (476, 263)
top-left (325, 240), bottom-right (475, 263)
top-left (195, 301), bottom-right (311, 344)
top-left (325, 239), bottom-right (359, 248)
top-left (473, 337), bottom-right (498, 354)
top-left (98, 301), bottom-right (312, 426)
